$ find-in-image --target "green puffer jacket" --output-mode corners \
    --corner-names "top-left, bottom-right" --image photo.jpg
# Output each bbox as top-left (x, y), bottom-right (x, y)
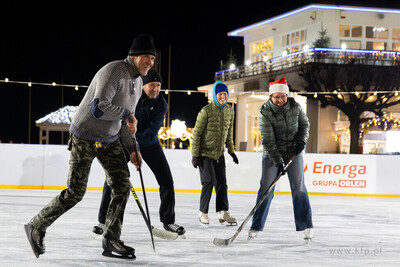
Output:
top-left (260, 97), bottom-right (309, 164)
top-left (191, 101), bottom-right (235, 160)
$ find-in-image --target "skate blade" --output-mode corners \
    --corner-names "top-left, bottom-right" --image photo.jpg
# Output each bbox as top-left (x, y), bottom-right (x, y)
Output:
top-left (218, 220), bottom-right (237, 226)
top-left (304, 238), bottom-right (313, 244)
top-left (24, 224), bottom-right (41, 258)
top-left (199, 222), bottom-right (209, 228)
top-left (178, 234), bottom-right (186, 239)
top-left (102, 250), bottom-right (136, 260)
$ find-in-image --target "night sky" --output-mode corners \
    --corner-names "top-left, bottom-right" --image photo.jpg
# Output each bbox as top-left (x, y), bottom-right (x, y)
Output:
top-left (1, 0), bottom-right (399, 144)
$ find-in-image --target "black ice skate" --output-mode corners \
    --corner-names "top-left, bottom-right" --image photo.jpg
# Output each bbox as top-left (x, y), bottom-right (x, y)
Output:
top-left (163, 223), bottom-right (186, 235)
top-left (24, 220), bottom-right (45, 258)
top-left (92, 223), bottom-right (104, 235)
top-left (102, 238), bottom-right (135, 259)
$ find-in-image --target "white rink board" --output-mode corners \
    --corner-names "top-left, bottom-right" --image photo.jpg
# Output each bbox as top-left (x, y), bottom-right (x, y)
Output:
top-left (0, 143), bottom-right (399, 195)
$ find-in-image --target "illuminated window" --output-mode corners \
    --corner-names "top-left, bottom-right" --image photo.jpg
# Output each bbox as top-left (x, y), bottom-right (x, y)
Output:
top-left (392, 43), bottom-right (400, 51)
top-left (366, 26), bottom-right (388, 39)
top-left (352, 26), bottom-right (362, 38)
top-left (392, 28), bottom-right (400, 40)
top-left (340, 40), bottom-right (361, 49)
top-left (366, 41), bottom-right (387, 50)
top-left (339, 25), bottom-right (350, 37)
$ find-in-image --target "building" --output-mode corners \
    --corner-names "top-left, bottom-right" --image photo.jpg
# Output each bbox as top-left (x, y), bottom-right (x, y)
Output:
top-left (198, 4), bottom-right (400, 154)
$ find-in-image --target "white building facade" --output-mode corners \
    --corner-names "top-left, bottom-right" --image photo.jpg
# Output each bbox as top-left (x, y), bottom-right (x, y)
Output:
top-left (198, 4), bottom-right (400, 154)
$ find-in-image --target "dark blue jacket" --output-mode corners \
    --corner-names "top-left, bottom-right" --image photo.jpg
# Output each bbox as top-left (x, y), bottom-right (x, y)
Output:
top-left (135, 94), bottom-right (168, 147)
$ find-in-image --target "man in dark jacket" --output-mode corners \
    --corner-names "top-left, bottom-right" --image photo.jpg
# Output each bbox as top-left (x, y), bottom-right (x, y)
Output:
top-left (93, 69), bottom-right (185, 236)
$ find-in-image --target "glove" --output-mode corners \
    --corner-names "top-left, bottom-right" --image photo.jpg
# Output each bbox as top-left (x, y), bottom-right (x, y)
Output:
top-left (192, 157), bottom-right (199, 168)
top-left (295, 141), bottom-right (305, 155)
top-left (230, 153), bottom-right (239, 164)
top-left (276, 163), bottom-right (286, 175)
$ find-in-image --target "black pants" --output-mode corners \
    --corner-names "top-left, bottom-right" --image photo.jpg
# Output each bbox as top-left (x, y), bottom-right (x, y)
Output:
top-left (98, 143), bottom-right (176, 224)
top-left (199, 156), bottom-right (229, 213)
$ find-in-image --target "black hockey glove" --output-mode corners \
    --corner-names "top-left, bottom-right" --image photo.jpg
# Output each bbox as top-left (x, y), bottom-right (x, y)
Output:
top-left (276, 163), bottom-right (286, 175)
top-left (295, 141), bottom-right (305, 155)
top-left (229, 153), bottom-right (239, 164)
top-left (192, 157), bottom-right (199, 168)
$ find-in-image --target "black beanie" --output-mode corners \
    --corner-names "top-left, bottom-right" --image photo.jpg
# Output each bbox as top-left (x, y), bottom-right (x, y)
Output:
top-left (142, 69), bottom-right (162, 86)
top-left (128, 34), bottom-right (156, 56)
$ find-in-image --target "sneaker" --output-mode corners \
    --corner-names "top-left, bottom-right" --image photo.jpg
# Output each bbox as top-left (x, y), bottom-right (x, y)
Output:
top-left (217, 210), bottom-right (237, 225)
top-left (24, 220), bottom-right (45, 258)
top-left (102, 238), bottom-right (135, 259)
top-left (248, 229), bottom-right (259, 240)
top-left (199, 212), bottom-right (209, 225)
top-left (92, 223), bottom-right (104, 235)
top-left (303, 228), bottom-right (314, 240)
top-left (163, 223), bottom-right (186, 235)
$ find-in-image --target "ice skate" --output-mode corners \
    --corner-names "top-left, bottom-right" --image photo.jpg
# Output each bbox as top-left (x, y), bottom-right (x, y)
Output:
top-left (24, 220), bottom-right (45, 258)
top-left (163, 223), bottom-right (186, 236)
top-left (102, 238), bottom-right (135, 259)
top-left (247, 229), bottom-right (259, 241)
top-left (199, 212), bottom-right (210, 226)
top-left (302, 228), bottom-right (314, 243)
top-left (217, 210), bottom-right (237, 226)
top-left (92, 223), bottom-right (104, 235)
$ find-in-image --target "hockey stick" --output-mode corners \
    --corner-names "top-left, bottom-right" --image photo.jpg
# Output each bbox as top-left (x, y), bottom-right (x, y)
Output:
top-left (133, 138), bottom-right (156, 252)
top-left (213, 155), bottom-right (296, 246)
top-left (129, 183), bottom-right (179, 240)
top-left (127, 117), bottom-right (156, 251)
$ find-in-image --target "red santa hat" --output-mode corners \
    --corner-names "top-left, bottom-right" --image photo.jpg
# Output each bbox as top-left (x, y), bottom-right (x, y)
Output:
top-left (269, 77), bottom-right (289, 95)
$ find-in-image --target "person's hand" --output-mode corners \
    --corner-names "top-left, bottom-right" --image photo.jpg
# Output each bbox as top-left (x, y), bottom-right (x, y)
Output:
top-left (230, 153), bottom-right (239, 164)
top-left (130, 151), bottom-right (143, 170)
top-left (276, 163), bottom-right (286, 175)
top-left (295, 141), bottom-right (305, 155)
top-left (126, 114), bottom-right (137, 135)
top-left (192, 157), bottom-right (199, 168)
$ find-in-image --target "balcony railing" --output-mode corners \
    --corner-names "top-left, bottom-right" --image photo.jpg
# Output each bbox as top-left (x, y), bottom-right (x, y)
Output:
top-left (215, 47), bottom-right (400, 82)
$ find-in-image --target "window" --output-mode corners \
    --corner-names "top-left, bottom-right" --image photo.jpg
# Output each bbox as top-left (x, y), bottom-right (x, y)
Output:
top-left (392, 43), bottom-right (400, 51)
top-left (352, 26), bottom-right (362, 38)
top-left (340, 40), bottom-right (361, 49)
top-left (366, 41), bottom-right (387, 50)
top-left (281, 29), bottom-right (307, 55)
top-left (392, 28), bottom-right (400, 40)
top-left (366, 26), bottom-right (388, 39)
top-left (339, 25), bottom-right (350, 37)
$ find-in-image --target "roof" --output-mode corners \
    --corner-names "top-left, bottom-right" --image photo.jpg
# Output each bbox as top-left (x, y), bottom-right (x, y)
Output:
top-left (36, 105), bottom-right (77, 125)
top-left (228, 4), bottom-right (400, 37)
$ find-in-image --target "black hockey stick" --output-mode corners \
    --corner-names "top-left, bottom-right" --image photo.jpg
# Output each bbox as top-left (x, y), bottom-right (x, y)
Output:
top-left (133, 138), bottom-right (155, 251)
top-left (129, 183), bottom-right (179, 240)
top-left (213, 155), bottom-right (296, 246)
top-left (127, 117), bottom-right (156, 251)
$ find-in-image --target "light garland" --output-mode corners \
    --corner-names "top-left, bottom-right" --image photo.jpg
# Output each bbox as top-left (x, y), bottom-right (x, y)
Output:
top-left (0, 78), bottom-right (206, 95)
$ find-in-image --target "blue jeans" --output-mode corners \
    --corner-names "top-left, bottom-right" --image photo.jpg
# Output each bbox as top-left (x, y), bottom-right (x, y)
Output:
top-left (250, 155), bottom-right (313, 231)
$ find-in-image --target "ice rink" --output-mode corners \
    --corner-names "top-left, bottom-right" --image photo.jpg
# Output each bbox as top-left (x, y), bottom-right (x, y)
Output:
top-left (1, 189), bottom-right (399, 266)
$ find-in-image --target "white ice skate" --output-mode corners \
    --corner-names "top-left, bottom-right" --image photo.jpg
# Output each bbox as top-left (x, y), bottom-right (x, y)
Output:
top-left (199, 212), bottom-right (210, 226)
top-left (247, 229), bottom-right (259, 241)
top-left (302, 228), bottom-right (314, 243)
top-left (217, 211), bottom-right (237, 226)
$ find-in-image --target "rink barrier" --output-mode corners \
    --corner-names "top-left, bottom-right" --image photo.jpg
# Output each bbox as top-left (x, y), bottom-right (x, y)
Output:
top-left (0, 143), bottom-right (399, 197)
top-left (0, 185), bottom-right (399, 198)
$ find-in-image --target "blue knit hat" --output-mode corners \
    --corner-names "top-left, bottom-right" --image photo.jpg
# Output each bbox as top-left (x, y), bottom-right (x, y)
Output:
top-left (213, 81), bottom-right (229, 108)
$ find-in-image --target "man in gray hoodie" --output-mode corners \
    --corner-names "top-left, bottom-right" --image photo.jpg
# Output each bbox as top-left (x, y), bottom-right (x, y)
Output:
top-left (24, 34), bottom-right (156, 260)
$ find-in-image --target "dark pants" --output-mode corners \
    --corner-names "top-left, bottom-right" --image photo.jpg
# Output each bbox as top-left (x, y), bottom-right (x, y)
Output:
top-left (98, 143), bottom-right (176, 224)
top-left (199, 156), bottom-right (229, 213)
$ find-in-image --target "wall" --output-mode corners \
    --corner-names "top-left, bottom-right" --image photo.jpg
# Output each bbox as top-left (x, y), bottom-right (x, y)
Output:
top-left (0, 144), bottom-right (399, 197)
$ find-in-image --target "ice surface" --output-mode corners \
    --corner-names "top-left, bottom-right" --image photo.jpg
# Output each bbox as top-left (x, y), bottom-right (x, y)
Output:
top-left (1, 189), bottom-right (399, 266)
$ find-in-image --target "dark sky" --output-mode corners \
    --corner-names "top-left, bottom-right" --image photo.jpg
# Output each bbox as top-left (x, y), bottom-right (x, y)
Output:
top-left (1, 0), bottom-right (399, 143)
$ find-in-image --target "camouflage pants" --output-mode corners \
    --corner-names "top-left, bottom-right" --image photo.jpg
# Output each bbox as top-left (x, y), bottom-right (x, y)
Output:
top-left (33, 134), bottom-right (131, 240)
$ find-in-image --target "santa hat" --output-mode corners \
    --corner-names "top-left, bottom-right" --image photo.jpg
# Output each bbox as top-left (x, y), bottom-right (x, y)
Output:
top-left (269, 77), bottom-right (289, 95)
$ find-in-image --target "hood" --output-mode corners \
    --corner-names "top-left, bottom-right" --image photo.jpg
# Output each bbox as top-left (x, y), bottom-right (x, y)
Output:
top-left (213, 81), bottom-right (229, 109)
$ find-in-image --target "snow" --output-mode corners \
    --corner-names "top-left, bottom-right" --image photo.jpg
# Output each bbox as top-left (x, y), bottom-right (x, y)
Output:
top-left (1, 189), bottom-right (399, 266)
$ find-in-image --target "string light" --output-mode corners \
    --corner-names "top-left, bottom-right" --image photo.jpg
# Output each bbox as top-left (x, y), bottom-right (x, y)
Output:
top-left (1, 78), bottom-right (399, 97)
